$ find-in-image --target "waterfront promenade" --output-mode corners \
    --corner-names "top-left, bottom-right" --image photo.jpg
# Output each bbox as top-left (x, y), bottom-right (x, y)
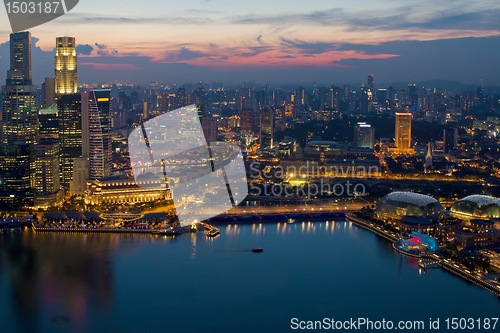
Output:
top-left (346, 215), bottom-right (500, 297)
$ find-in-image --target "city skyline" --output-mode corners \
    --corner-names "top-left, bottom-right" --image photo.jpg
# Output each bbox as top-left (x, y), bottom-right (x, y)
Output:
top-left (1, 0), bottom-right (500, 85)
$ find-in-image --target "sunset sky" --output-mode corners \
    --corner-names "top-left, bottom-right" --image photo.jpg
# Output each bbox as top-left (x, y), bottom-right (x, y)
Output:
top-left (1, 0), bottom-right (500, 85)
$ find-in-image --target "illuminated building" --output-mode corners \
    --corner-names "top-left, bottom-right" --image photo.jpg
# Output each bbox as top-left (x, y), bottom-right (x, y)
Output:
top-left (39, 103), bottom-right (59, 140)
top-left (58, 93), bottom-right (82, 188)
top-left (395, 112), bottom-right (412, 153)
top-left (0, 143), bottom-right (32, 208)
top-left (353, 122), bottom-right (374, 148)
top-left (84, 174), bottom-right (171, 205)
top-left (9, 32), bottom-right (31, 83)
top-left (1, 32), bottom-right (38, 146)
top-left (55, 37), bottom-right (77, 94)
top-left (367, 74), bottom-right (374, 95)
top-left (240, 109), bottom-right (254, 132)
top-left (82, 89), bottom-right (112, 180)
top-left (260, 107), bottom-right (274, 149)
top-left (143, 101), bottom-right (148, 119)
top-left (33, 140), bottom-right (63, 208)
top-left (376, 192), bottom-right (444, 221)
top-left (450, 195), bottom-right (500, 220)
top-left (70, 157), bottom-right (90, 196)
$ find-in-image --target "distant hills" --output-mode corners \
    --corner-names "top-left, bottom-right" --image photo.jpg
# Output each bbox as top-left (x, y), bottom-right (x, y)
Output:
top-left (385, 80), bottom-right (500, 94)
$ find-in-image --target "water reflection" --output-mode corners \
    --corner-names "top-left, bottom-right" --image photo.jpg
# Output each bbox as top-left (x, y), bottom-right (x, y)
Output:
top-left (0, 230), bottom-right (120, 333)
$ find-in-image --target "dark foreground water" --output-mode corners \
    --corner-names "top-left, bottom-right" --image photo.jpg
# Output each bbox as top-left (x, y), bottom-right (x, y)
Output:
top-left (1, 221), bottom-right (499, 333)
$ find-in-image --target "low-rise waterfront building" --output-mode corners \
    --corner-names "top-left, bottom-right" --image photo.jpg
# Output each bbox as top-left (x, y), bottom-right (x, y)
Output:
top-left (84, 173), bottom-right (171, 205)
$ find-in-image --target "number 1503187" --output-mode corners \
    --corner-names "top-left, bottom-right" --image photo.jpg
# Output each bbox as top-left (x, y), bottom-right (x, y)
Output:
top-left (5, 2), bottom-right (61, 14)
top-left (445, 318), bottom-right (498, 330)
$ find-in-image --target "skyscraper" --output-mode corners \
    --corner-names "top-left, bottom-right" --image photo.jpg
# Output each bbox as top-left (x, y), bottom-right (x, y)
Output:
top-left (39, 103), bottom-right (59, 140)
top-left (1, 32), bottom-right (38, 146)
top-left (0, 143), bottom-right (32, 208)
top-left (260, 107), bottom-right (274, 149)
top-left (33, 140), bottom-right (62, 208)
top-left (443, 127), bottom-right (458, 153)
top-left (58, 93), bottom-right (82, 188)
top-left (353, 122), bottom-right (375, 148)
top-left (367, 75), bottom-right (374, 94)
top-left (55, 36), bottom-right (77, 95)
top-left (9, 32), bottom-right (31, 84)
top-left (240, 109), bottom-right (254, 133)
top-left (201, 117), bottom-right (218, 143)
top-left (82, 89), bottom-right (112, 180)
top-left (41, 77), bottom-right (55, 108)
top-left (395, 112), bottom-right (412, 153)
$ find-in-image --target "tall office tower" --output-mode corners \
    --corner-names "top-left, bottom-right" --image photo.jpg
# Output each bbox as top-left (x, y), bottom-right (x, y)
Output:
top-left (58, 93), bottom-right (82, 188)
top-left (367, 75), bottom-right (374, 92)
top-left (201, 117), bottom-right (218, 143)
top-left (10, 32), bottom-right (32, 83)
top-left (395, 112), bottom-right (412, 153)
top-left (353, 122), bottom-right (375, 148)
top-left (273, 108), bottom-right (286, 131)
top-left (240, 109), bottom-right (254, 133)
top-left (327, 86), bottom-right (339, 113)
top-left (260, 107), bottom-right (274, 149)
top-left (408, 83), bottom-right (417, 106)
top-left (55, 37), bottom-right (77, 94)
top-left (367, 74), bottom-right (374, 101)
top-left (343, 85), bottom-right (350, 101)
top-left (1, 32), bottom-right (38, 145)
top-left (82, 89), bottom-right (112, 180)
top-left (0, 143), bottom-right (32, 208)
top-left (39, 103), bottom-right (59, 140)
top-left (359, 85), bottom-right (368, 113)
top-left (443, 127), bottom-right (458, 153)
top-left (377, 89), bottom-right (387, 109)
top-left (41, 77), bottom-right (55, 108)
top-left (33, 140), bottom-right (62, 208)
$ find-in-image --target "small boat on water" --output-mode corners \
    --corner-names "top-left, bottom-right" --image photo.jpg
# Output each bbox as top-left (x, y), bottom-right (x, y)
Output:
top-left (252, 248), bottom-right (263, 253)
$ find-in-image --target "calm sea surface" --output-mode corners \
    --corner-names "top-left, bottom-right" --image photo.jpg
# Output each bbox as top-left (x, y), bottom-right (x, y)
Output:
top-left (1, 221), bottom-right (499, 333)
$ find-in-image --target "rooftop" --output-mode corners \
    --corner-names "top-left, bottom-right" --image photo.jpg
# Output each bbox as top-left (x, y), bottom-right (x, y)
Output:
top-left (383, 191), bottom-right (438, 206)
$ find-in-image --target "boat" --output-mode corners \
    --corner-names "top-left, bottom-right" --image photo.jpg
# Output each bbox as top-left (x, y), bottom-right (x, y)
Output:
top-left (252, 248), bottom-right (263, 253)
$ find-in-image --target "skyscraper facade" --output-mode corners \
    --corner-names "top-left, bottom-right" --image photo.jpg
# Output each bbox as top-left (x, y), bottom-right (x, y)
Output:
top-left (260, 107), bottom-right (274, 149)
top-left (39, 103), bottom-right (59, 140)
top-left (443, 127), bottom-right (458, 153)
top-left (9, 32), bottom-right (32, 84)
top-left (55, 37), bottom-right (78, 94)
top-left (58, 94), bottom-right (82, 188)
top-left (395, 112), bottom-right (412, 153)
top-left (354, 122), bottom-right (375, 148)
top-left (33, 140), bottom-right (62, 207)
top-left (240, 109), bottom-right (254, 132)
top-left (1, 32), bottom-right (38, 146)
top-left (201, 117), bottom-right (218, 143)
top-left (82, 89), bottom-right (112, 180)
top-left (0, 143), bottom-right (32, 208)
